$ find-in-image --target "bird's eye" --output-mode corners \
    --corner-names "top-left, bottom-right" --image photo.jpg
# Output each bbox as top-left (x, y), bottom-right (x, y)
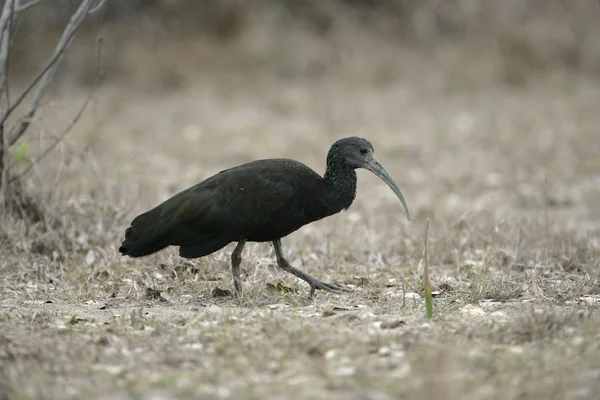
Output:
top-left (360, 148), bottom-right (368, 154)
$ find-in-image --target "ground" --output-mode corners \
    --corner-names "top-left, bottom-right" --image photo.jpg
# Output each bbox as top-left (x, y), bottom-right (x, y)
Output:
top-left (1, 4), bottom-right (600, 399)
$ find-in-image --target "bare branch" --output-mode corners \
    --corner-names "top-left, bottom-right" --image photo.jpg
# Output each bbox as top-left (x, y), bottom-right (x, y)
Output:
top-left (0, 0), bottom-right (15, 92)
top-left (3, 0), bottom-right (106, 146)
top-left (88, 0), bottom-right (107, 15)
top-left (1, 7), bottom-right (15, 110)
top-left (16, 0), bottom-right (42, 13)
top-left (0, 0), bottom-right (15, 206)
top-left (6, 114), bottom-right (31, 139)
top-left (0, 124), bottom-right (5, 207)
top-left (11, 35), bottom-right (103, 183)
top-left (0, 31), bottom-right (76, 135)
top-left (11, 86), bottom-right (94, 183)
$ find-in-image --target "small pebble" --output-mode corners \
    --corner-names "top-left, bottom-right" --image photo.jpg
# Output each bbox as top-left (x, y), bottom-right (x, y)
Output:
top-left (404, 292), bottom-right (421, 300)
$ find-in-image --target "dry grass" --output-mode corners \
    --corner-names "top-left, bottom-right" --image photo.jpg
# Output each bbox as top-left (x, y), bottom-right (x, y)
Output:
top-left (2, 2), bottom-right (600, 399)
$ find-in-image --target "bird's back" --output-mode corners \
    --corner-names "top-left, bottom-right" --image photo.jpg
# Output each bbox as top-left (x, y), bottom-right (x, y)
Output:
top-left (119, 158), bottom-right (334, 258)
top-left (202, 158), bottom-right (334, 240)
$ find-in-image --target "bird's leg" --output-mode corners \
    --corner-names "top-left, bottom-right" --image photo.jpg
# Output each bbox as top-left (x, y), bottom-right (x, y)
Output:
top-left (231, 239), bottom-right (247, 297)
top-left (272, 239), bottom-right (350, 298)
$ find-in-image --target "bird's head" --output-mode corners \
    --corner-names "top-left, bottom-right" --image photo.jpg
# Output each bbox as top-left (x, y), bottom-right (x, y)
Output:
top-left (327, 137), bottom-right (412, 222)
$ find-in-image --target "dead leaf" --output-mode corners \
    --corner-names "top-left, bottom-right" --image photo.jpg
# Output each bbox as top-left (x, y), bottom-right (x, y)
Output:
top-left (173, 265), bottom-right (200, 277)
top-left (489, 311), bottom-right (509, 322)
top-left (91, 364), bottom-right (125, 375)
top-left (95, 270), bottom-right (109, 281)
top-left (160, 291), bottom-right (173, 302)
top-left (200, 275), bottom-right (220, 281)
top-left (385, 278), bottom-right (399, 288)
top-left (336, 366), bottom-right (357, 377)
top-left (306, 346), bottom-right (324, 357)
top-left (211, 287), bottom-right (232, 298)
top-left (380, 320), bottom-right (405, 330)
top-left (69, 316), bottom-right (89, 325)
top-left (267, 303), bottom-right (289, 309)
top-left (579, 296), bottom-right (600, 306)
top-left (144, 287), bottom-right (162, 300)
top-left (267, 282), bottom-right (296, 293)
top-left (23, 299), bottom-right (51, 305)
top-left (96, 336), bottom-right (109, 346)
top-left (460, 304), bottom-right (486, 317)
top-left (404, 292), bottom-right (421, 300)
top-left (276, 282), bottom-right (296, 292)
top-left (85, 249), bottom-right (96, 266)
top-left (437, 282), bottom-right (454, 293)
top-left (352, 277), bottom-right (371, 287)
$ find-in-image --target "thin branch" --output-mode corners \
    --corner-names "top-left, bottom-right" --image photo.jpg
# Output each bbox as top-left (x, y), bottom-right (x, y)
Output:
top-left (88, 0), bottom-right (107, 15)
top-left (6, 114), bottom-right (30, 138)
top-left (0, 0), bottom-right (15, 92)
top-left (2, 0), bottom-right (26, 105)
top-left (11, 35), bottom-right (103, 184)
top-left (0, 1), bottom-right (15, 207)
top-left (16, 0), bottom-right (42, 13)
top-left (10, 87), bottom-right (92, 183)
top-left (0, 27), bottom-right (77, 132)
top-left (0, 124), bottom-right (5, 207)
top-left (1, 0), bottom-right (16, 113)
top-left (3, 0), bottom-right (106, 147)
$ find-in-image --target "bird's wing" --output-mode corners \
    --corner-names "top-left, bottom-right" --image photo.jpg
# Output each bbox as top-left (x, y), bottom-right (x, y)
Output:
top-left (131, 159), bottom-right (314, 247)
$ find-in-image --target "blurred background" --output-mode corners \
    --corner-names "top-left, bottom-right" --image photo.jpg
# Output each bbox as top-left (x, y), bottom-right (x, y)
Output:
top-left (8, 0), bottom-right (600, 235)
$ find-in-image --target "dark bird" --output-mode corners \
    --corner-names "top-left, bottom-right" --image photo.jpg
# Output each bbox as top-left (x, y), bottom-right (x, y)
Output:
top-left (119, 137), bottom-right (411, 297)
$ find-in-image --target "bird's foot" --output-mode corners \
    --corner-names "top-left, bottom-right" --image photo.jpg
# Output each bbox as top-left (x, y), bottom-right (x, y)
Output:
top-left (233, 280), bottom-right (244, 299)
top-left (307, 278), bottom-right (353, 299)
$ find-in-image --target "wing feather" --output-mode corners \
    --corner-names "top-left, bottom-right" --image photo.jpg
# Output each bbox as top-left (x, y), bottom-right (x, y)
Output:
top-left (119, 159), bottom-right (313, 257)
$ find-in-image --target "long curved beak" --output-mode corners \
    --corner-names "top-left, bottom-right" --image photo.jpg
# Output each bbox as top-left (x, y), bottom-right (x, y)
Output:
top-left (364, 156), bottom-right (411, 222)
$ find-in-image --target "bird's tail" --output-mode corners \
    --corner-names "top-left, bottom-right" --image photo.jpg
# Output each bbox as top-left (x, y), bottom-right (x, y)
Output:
top-left (118, 212), bottom-right (170, 257)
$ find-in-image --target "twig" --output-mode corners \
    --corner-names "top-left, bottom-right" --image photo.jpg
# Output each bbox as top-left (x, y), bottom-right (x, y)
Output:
top-left (11, 21), bottom-right (104, 183)
top-left (0, 0), bottom-right (15, 97)
top-left (9, 72), bottom-right (94, 183)
top-left (3, 0), bottom-right (104, 147)
top-left (2, 2), bottom-right (81, 139)
top-left (423, 218), bottom-right (433, 319)
top-left (401, 278), bottom-right (406, 308)
top-left (110, 192), bottom-right (141, 232)
top-left (88, 0), bottom-right (107, 15)
top-left (0, 1), bottom-right (14, 206)
top-left (0, 124), bottom-right (5, 207)
top-left (16, 0), bottom-right (42, 13)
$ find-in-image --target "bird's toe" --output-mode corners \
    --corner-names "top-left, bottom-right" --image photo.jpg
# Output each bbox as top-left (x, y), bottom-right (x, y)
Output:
top-left (312, 280), bottom-right (351, 294)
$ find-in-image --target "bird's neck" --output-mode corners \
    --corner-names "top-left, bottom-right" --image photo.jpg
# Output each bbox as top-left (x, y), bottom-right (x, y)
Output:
top-left (323, 162), bottom-right (357, 211)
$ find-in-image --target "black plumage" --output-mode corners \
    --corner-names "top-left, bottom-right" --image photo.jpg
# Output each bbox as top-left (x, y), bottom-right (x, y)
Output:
top-left (119, 137), bottom-right (411, 297)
